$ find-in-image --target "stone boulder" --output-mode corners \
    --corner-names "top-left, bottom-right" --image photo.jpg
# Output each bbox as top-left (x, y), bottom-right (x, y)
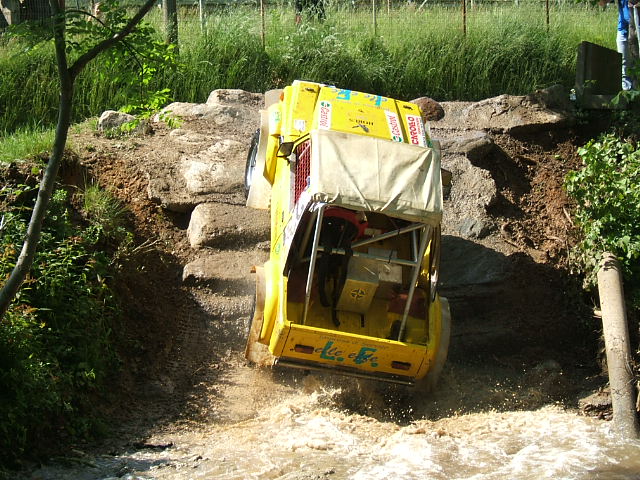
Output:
top-left (441, 153), bottom-right (497, 240)
top-left (433, 88), bottom-right (573, 134)
top-left (438, 131), bottom-right (494, 161)
top-left (411, 97), bottom-right (445, 122)
top-left (158, 89), bottom-right (263, 138)
top-left (187, 202), bottom-right (269, 249)
top-left (206, 89), bottom-right (263, 107)
top-left (181, 139), bottom-right (246, 194)
top-left (439, 235), bottom-right (510, 296)
top-left (147, 138), bottom-right (248, 212)
top-left (97, 110), bottom-right (151, 135)
top-left (98, 110), bottom-right (134, 131)
top-left (182, 250), bottom-right (269, 294)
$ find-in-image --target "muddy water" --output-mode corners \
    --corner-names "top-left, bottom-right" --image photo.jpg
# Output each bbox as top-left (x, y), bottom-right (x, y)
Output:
top-left (28, 366), bottom-right (640, 480)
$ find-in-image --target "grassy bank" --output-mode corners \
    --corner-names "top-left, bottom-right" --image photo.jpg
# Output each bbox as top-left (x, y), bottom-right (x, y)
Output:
top-left (0, 155), bottom-right (132, 464)
top-left (0, 3), bottom-right (613, 134)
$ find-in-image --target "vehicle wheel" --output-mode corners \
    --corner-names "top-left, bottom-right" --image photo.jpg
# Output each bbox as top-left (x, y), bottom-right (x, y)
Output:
top-left (246, 293), bottom-right (256, 340)
top-left (417, 297), bottom-right (451, 393)
top-left (245, 129), bottom-right (260, 199)
top-left (245, 266), bottom-right (275, 366)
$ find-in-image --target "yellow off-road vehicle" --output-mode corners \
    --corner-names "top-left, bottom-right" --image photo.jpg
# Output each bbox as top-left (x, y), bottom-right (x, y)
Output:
top-left (245, 80), bottom-right (450, 388)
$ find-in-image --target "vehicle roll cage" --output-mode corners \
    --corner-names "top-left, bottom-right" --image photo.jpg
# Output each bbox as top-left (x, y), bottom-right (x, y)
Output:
top-left (297, 202), bottom-right (440, 342)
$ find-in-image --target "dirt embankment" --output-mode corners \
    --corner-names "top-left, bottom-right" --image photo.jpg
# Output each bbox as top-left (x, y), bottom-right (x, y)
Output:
top-left (50, 87), bottom-right (614, 462)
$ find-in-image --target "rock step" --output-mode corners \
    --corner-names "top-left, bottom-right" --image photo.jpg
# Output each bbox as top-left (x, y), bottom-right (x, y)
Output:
top-left (190, 291), bottom-right (253, 319)
top-left (187, 202), bottom-right (270, 249)
top-left (433, 87), bottom-right (572, 134)
top-left (147, 138), bottom-right (251, 213)
top-left (188, 290), bottom-right (254, 348)
top-left (182, 249), bottom-right (269, 295)
top-left (439, 235), bottom-right (509, 297)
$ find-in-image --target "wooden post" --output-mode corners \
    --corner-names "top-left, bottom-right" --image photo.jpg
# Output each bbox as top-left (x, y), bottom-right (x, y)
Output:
top-left (372, 0), bottom-right (377, 36)
top-left (545, 0), bottom-right (549, 30)
top-left (199, 0), bottom-right (204, 31)
top-left (597, 253), bottom-right (640, 439)
top-left (462, 0), bottom-right (466, 36)
top-left (260, 0), bottom-right (265, 50)
top-left (163, 0), bottom-right (178, 47)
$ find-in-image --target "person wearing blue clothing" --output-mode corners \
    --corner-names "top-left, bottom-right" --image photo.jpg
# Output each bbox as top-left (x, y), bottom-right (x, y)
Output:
top-left (617, 0), bottom-right (634, 90)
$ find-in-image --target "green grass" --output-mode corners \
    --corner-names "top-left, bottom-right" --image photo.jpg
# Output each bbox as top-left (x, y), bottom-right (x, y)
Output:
top-left (0, 128), bottom-right (55, 163)
top-left (0, 2), bottom-right (615, 134)
top-left (83, 183), bottom-right (127, 232)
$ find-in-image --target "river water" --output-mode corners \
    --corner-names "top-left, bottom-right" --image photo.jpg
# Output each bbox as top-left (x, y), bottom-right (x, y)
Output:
top-left (27, 369), bottom-right (640, 480)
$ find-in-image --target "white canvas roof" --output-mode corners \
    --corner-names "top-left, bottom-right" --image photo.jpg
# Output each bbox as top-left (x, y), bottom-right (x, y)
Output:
top-left (308, 129), bottom-right (443, 225)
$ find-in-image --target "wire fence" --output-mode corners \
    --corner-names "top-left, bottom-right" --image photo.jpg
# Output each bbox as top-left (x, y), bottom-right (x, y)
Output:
top-left (181, 0), bottom-right (567, 41)
top-left (2, 0), bottom-right (612, 38)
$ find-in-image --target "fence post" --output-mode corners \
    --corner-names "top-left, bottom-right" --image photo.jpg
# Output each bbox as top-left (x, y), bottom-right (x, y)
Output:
top-left (373, 0), bottom-right (377, 36)
top-left (545, 0), bottom-right (549, 30)
top-left (199, 0), bottom-right (204, 30)
top-left (462, 0), bottom-right (466, 36)
top-left (260, 0), bottom-right (265, 50)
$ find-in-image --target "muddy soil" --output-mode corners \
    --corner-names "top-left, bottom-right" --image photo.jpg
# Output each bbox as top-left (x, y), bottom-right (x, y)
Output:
top-left (21, 92), bottom-right (633, 479)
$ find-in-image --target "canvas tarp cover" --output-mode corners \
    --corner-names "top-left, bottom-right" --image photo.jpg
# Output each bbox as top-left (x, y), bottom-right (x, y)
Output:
top-left (309, 129), bottom-right (443, 225)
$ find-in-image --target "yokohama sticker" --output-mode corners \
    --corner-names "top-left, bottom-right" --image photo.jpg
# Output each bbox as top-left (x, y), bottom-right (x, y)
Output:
top-left (406, 114), bottom-right (427, 147)
top-left (385, 110), bottom-right (404, 142)
top-left (318, 101), bottom-right (332, 129)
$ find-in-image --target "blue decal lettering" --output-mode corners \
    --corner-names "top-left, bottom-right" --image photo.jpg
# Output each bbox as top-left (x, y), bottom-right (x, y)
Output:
top-left (337, 89), bottom-right (352, 101)
top-left (316, 342), bottom-right (377, 366)
top-left (364, 94), bottom-right (387, 107)
top-left (318, 341), bottom-right (344, 361)
top-left (353, 347), bottom-right (377, 365)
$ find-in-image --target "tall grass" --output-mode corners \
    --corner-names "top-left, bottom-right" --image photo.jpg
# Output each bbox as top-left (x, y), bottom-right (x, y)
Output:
top-left (0, 2), bottom-right (614, 134)
top-left (0, 127), bottom-right (55, 163)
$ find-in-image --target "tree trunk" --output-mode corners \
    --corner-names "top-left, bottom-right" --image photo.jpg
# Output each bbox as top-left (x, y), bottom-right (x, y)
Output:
top-left (0, 0), bottom-right (71, 320)
top-left (0, 0), bottom-right (159, 320)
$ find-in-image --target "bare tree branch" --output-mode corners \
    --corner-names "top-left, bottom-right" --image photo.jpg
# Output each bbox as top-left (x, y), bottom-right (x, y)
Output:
top-left (69, 0), bottom-right (158, 80)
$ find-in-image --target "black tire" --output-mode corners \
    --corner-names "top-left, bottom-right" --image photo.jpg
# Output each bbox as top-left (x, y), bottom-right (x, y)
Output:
top-left (245, 129), bottom-right (260, 199)
top-left (246, 293), bottom-right (256, 340)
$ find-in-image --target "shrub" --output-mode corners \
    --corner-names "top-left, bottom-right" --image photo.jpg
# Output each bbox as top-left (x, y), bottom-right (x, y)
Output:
top-left (565, 133), bottom-right (640, 309)
top-left (0, 180), bottom-right (121, 464)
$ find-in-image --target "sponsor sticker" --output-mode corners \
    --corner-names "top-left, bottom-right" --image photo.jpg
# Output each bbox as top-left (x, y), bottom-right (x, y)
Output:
top-left (269, 110), bottom-right (282, 136)
top-left (385, 110), bottom-right (404, 142)
top-left (314, 340), bottom-right (379, 367)
top-left (318, 101), bottom-right (332, 130)
top-left (406, 114), bottom-right (427, 147)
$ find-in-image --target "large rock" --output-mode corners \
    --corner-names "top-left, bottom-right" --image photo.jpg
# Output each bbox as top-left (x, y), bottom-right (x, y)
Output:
top-left (187, 202), bottom-right (269, 249)
top-left (147, 139), bottom-right (248, 212)
top-left (524, 84), bottom-right (574, 114)
top-left (439, 235), bottom-right (510, 296)
top-left (182, 140), bottom-right (246, 194)
top-left (182, 250), bottom-right (269, 294)
top-left (158, 89), bottom-right (263, 138)
top-left (206, 89), bottom-right (264, 107)
top-left (98, 110), bottom-right (135, 131)
top-left (160, 102), bottom-right (254, 127)
top-left (441, 153), bottom-right (497, 239)
top-left (411, 96), bottom-right (445, 122)
top-left (433, 89), bottom-right (573, 134)
top-left (438, 131), bottom-right (494, 161)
